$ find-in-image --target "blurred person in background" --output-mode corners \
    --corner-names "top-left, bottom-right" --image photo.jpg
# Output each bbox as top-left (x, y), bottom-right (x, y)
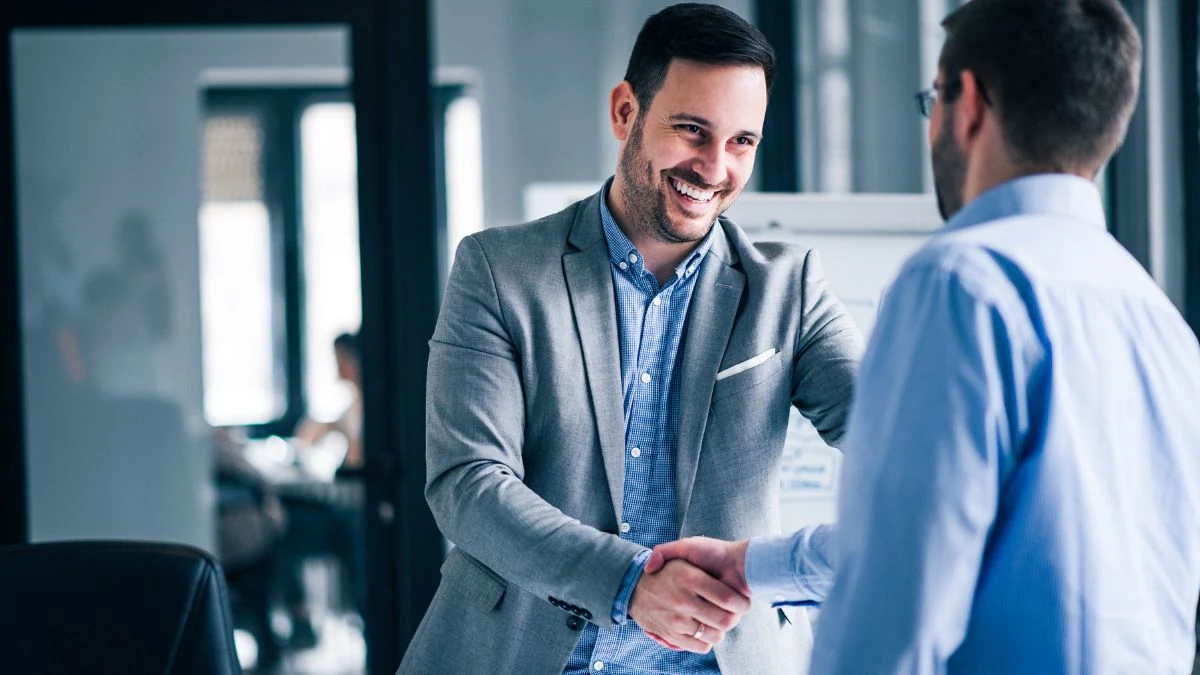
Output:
top-left (295, 331), bottom-right (362, 472)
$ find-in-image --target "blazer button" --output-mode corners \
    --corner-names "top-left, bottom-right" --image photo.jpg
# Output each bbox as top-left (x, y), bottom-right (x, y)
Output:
top-left (566, 616), bottom-right (584, 631)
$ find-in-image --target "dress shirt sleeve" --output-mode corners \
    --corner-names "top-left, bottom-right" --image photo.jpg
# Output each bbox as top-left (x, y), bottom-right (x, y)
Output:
top-left (611, 549), bottom-right (652, 624)
top-left (745, 524), bottom-right (836, 606)
top-left (809, 254), bottom-right (1041, 674)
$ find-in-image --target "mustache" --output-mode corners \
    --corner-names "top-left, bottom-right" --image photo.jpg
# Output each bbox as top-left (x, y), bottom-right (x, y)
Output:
top-left (662, 167), bottom-right (730, 193)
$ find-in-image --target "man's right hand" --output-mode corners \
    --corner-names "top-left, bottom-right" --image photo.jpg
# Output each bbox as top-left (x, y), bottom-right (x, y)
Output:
top-left (645, 537), bottom-right (751, 597)
top-left (628, 558), bottom-right (751, 654)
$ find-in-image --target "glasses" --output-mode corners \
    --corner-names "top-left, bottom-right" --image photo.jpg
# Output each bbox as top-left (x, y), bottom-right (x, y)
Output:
top-left (914, 86), bottom-right (939, 119)
top-left (914, 78), bottom-right (991, 119)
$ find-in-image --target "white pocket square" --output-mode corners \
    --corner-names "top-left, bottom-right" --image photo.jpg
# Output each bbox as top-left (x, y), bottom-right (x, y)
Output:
top-left (716, 348), bottom-right (778, 381)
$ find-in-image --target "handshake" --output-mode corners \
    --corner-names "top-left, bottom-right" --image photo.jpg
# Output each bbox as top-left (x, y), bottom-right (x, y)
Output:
top-left (628, 537), bottom-right (751, 654)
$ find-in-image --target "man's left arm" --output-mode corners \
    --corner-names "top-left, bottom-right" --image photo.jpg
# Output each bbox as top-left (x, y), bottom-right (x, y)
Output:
top-left (771, 249), bottom-right (861, 603)
top-left (791, 249), bottom-right (863, 448)
top-left (644, 250), bottom-right (858, 607)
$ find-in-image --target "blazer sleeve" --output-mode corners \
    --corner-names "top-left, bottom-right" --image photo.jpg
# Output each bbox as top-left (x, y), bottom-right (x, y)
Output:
top-left (791, 248), bottom-right (864, 449)
top-left (424, 235), bottom-right (644, 627)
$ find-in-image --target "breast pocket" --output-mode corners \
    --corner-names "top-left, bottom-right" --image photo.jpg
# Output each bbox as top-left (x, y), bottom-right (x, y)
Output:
top-left (712, 349), bottom-right (786, 403)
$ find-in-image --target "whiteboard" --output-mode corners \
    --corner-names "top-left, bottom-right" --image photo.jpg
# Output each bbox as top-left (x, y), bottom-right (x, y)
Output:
top-left (523, 185), bottom-right (943, 530)
top-left (523, 182), bottom-right (598, 223)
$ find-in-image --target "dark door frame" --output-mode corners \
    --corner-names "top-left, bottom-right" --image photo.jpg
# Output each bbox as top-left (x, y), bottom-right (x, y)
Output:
top-left (1183, 0), bottom-right (1200, 336)
top-left (754, 0), bottom-right (800, 192)
top-left (0, 3), bottom-right (442, 673)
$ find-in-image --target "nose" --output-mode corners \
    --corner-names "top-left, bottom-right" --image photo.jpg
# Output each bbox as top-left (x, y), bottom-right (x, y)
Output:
top-left (690, 140), bottom-right (727, 188)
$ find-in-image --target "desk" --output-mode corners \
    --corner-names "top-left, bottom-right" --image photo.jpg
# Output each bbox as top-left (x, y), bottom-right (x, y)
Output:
top-left (241, 436), bottom-right (363, 510)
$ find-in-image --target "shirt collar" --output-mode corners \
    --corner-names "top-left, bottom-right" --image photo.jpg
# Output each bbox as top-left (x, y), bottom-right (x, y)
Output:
top-left (944, 173), bottom-right (1107, 234)
top-left (598, 176), bottom-right (714, 281)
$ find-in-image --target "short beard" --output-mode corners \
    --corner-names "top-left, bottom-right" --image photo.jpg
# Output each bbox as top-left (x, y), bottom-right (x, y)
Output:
top-left (617, 116), bottom-right (706, 245)
top-left (932, 105), bottom-right (968, 221)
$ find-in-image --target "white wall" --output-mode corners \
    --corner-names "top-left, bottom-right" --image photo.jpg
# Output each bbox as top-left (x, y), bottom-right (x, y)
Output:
top-left (13, 27), bottom-right (348, 550)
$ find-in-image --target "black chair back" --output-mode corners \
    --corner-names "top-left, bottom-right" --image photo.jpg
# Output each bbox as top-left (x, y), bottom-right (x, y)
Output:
top-left (0, 540), bottom-right (241, 674)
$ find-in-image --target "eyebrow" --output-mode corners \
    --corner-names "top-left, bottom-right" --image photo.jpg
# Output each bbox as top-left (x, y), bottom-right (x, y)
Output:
top-left (668, 113), bottom-right (763, 142)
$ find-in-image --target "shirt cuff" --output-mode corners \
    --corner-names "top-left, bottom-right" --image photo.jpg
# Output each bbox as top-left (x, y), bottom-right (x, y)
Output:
top-left (611, 549), bottom-right (651, 625)
top-left (745, 524), bottom-right (836, 606)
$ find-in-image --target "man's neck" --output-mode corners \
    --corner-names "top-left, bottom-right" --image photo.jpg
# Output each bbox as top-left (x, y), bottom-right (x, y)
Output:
top-left (962, 136), bottom-right (1094, 205)
top-left (607, 181), bottom-right (707, 285)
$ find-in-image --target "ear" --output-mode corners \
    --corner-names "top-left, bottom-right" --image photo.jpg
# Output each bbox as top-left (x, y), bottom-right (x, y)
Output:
top-left (954, 69), bottom-right (988, 147)
top-left (610, 81), bottom-right (638, 142)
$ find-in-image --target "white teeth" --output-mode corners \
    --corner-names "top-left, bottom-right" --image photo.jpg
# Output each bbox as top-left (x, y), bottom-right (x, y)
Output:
top-left (671, 178), bottom-right (715, 202)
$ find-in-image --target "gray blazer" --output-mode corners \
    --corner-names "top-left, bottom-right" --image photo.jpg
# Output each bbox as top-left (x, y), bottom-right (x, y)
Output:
top-left (399, 192), bottom-right (862, 674)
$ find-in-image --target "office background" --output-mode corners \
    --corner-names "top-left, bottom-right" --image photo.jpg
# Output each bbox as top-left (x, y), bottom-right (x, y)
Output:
top-left (0, 1), bottom-right (1196, 673)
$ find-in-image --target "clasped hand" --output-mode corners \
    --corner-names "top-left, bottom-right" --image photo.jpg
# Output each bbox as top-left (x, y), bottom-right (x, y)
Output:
top-left (628, 537), bottom-right (751, 653)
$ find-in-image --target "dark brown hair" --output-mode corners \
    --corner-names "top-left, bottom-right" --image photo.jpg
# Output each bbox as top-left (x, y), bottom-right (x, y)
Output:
top-left (624, 3), bottom-right (775, 109)
top-left (940, 0), bottom-right (1142, 174)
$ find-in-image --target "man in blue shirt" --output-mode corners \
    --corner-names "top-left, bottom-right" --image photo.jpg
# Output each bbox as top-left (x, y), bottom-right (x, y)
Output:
top-left (647, 0), bottom-right (1200, 672)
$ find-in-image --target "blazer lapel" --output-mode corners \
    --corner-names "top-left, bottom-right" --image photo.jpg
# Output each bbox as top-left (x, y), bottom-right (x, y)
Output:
top-left (676, 222), bottom-right (744, 522)
top-left (563, 195), bottom-right (626, 520)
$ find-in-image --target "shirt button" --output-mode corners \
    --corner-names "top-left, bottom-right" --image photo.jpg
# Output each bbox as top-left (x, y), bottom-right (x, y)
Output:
top-left (630, 447), bottom-right (641, 458)
top-left (652, 296), bottom-right (662, 306)
top-left (567, 615), bottom-right (584, 631)
top-left (594, 661), bottom-right (605, 671)
top-left (628, 253), bottom-right (638, 263)
top-left (640, 372), bottom-right (651, 384)
top-left (619, 522), bottom-right (631, 533)
top-left (617, 261), bottom-right (628, 270)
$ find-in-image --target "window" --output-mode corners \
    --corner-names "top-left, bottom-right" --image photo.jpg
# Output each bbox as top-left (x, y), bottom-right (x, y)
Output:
top-left (433, 80), bottom-right (484, 282)
top-left (199, 88), bottom-right (360, 432)
top-left (792, 0), bottom-right (964, 193)
top-left (200, 112), bottom-right (284, 425)
top-left (299, 102), bottom-right (362, 421)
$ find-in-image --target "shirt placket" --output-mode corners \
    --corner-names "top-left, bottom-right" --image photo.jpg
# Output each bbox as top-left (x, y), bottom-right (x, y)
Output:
top-left (624, 284), bottom-right (666, 549)
top-left (590, 266), bottom-right (662, 671)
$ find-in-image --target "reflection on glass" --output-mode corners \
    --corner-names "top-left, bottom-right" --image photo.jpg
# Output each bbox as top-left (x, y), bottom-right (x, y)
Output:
top-left (819, 70), bottom-right (853, 192)
top-left (14, 24), bottom-right (365, 673)
top-left (798, 0), bottom-right (951, 192)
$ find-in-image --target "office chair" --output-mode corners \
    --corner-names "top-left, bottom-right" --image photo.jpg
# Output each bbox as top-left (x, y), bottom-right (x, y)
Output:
top-left (0, 540), bottom-right (241, 674)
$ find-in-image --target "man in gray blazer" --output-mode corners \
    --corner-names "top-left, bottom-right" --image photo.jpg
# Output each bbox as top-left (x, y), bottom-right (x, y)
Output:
top-left (398, 4), bottom-right (861, 674)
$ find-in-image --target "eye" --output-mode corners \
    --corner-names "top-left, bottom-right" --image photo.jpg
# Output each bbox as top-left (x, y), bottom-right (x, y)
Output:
top-left (677, 124), bottom-right (703, 135)
top-left (733, 136), bottom-right (756, 147)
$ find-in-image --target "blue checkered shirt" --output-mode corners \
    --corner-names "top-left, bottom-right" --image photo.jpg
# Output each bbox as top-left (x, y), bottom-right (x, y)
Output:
top-left (565, 181), bottom-right (718, 675)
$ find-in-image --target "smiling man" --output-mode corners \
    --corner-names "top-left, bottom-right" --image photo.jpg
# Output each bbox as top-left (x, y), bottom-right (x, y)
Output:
top-left (397, 4), bottom-right (862, 674)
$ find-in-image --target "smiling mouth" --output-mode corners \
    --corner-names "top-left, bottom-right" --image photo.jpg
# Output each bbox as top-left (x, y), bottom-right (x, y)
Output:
top-left (669, 176), bottom-right (717, 203)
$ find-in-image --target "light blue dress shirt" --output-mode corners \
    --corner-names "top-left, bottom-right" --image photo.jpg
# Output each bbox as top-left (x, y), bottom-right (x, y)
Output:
top-left (566, 179), bottom-right (719, 674)
top-left (748, 174), bottom-right (1200, 673)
